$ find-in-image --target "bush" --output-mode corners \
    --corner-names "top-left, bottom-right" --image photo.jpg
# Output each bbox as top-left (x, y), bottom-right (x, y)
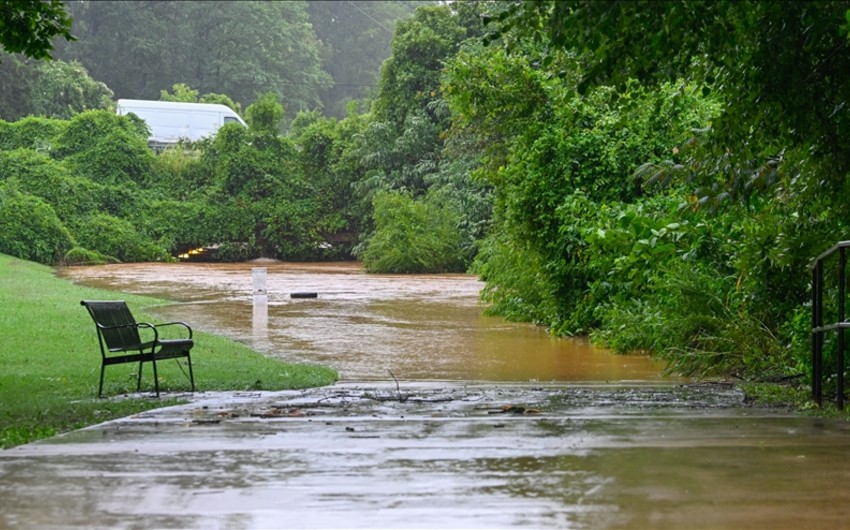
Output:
top-left (245, 92), bottom-right (283, 134)
top-left (261, 197), bottom-right (326, 260)
top-left (61, 247), bottom-right (113, 265)
top-left (150, 144), bottom-right (210, 197)
top-left (359, 190), bottom-right (465, 273)
top-left (137, 198), bottom-right (217, 255)
top-left (596, 261), bottom-right (787, 379)
top-left (473, 233), bottom-right (561, 326)
top-left (73, 213), bottom-right (170, 263)
top-left (0, 184), bottom-right (75, 265)
top-left (215, 241), bottom-right (252, 262)
top-left (0, 148), bottom-right (101, 221)
top-left (54, 110), bottom-right (154, 184)
top-left (0, 116), bottom-right (67, 152)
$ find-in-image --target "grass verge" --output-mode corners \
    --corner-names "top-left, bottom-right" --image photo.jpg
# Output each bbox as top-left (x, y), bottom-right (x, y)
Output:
top-left (0, 253), bottom-right (338, 448)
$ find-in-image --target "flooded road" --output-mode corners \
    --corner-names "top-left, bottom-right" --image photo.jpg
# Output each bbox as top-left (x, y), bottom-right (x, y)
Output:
top-left (58, 262), bottom-right (669, 383)
top-left (3, 383), bottom-right (850, 529)
top-left (0, 261), bottom-right (839, 528)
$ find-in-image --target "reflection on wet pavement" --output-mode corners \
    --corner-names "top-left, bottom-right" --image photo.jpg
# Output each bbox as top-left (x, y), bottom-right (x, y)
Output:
top-left (2, 382), bottom-right (850, 529)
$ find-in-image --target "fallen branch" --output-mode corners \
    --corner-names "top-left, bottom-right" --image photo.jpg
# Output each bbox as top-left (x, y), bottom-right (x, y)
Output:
top-left (388, 370), bottom-right (407, 402)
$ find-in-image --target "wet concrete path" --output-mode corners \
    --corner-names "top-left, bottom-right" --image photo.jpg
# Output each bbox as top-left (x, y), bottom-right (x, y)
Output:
top-left (3, 381), bottom-right (850, 529)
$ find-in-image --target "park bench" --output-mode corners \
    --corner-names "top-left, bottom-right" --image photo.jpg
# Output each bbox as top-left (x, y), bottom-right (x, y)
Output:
top-left (80, 300), bottom-right (195, 398)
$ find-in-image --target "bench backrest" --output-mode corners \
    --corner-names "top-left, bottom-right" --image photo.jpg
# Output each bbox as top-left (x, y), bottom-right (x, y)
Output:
top-left (80, 300), bottom-right (142, 352)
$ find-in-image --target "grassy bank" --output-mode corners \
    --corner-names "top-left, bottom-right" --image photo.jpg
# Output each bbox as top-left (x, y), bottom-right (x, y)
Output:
top-left (0, 253), bottom-right (338, 448)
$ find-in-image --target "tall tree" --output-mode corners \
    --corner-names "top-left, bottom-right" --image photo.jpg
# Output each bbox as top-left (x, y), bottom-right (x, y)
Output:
top-left (57, 1), bottom-right (330, 111)
top-left (306, 1), bottom-right (429, 118)
top-left (372, 4), bottom-right (468, 130)
top-left (0, 54), bottom-right (112, 120)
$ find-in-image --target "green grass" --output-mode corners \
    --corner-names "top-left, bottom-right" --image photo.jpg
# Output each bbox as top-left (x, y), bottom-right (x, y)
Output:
top-left (0, 253), bottom-right (338, 448)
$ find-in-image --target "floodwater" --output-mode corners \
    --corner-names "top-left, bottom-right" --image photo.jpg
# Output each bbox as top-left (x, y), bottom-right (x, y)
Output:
top-left (4, 261), bottom-right (840, 528)
top-left (3, 383), bottom-right (850, 529)
top-left (58, 261), bottom-right (669, 383)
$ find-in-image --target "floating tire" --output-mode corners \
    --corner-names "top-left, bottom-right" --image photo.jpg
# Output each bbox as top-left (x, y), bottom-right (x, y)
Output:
top-left (290, 292), bottom-right (318, 299)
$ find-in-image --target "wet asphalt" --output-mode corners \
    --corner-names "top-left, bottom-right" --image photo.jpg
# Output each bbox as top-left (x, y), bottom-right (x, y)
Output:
top-left (2, 381), bottom-right (850, 529)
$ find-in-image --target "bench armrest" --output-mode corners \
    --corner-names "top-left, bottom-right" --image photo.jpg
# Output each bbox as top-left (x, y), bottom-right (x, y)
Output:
top-left (150, 321), bottom-right (193, 339)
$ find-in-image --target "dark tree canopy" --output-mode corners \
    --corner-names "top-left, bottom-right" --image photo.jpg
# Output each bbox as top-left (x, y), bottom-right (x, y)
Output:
top-left (0, 0), bottom-right (74, 60)
top-left (56, 1), bottom-right (329, 111)
top-left (484, 1), bottom-right (850, 194)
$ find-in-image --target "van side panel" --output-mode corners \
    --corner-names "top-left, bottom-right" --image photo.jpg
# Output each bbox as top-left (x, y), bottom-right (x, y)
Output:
top-left (116, 99), bottom-right (246, 144)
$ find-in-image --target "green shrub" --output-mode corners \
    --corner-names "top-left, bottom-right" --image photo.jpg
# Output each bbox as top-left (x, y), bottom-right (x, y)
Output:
top-left (150, 144), bottom-right (210, 197)
top-left (61, 246), bottom-right (113, 265)
top-left (261, 197), bottom-right (326, 260)
top-left (0, 148), bottom-right (101, 221)
top-left (360, 189), bottom-right (465, 273)
top-left (0, 116), bottom-right (67, 152)
top-left (215, 241), bottom-right (252, 262)
top-left (596, 261), bottom-right (787, 378)
top-left (136, 198), bottom-right (217, 255)
top-left (245, 92), bottom-right (284, 133)
top-left (473, 233), bottom-right (561, 326)
top-left (0, 184), bottom-right (75, 265)
top-left (54, 110), bottom-right (154, 184)
top-left (73, 213), bottom-right (170, 263)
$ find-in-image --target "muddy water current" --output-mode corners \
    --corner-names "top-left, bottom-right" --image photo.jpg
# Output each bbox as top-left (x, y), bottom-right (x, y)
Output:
top-left (29, 261), bottom-right (850, 529)
top-left (59, 261), bottom-right (669, 382)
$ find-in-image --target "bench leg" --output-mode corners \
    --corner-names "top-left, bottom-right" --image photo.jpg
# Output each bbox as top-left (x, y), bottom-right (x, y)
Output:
top-left (152, 359), bottom-right (160, 398)
top-left (187, 355), bottom-right (195, 392)
top-left (99, 364), bottom-right (106, 398)
top-left (136, 361), bottom-right (144, 392)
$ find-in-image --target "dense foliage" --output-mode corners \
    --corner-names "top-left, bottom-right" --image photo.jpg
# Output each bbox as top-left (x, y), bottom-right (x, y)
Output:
top-left (466, 0), bottom-right (850, 383)
top-left (0, 87), bottom-right (378, 263)
top-left (3, 0), bottom-right (849, 386)
top-left (361, 189), bottom-right (464, 273)
top-left (0, 0), bottom-right (73, 60)
top-left (0, 55), bottom-right (112, 121)
top-left (44, 1), bottom-right (433, 119)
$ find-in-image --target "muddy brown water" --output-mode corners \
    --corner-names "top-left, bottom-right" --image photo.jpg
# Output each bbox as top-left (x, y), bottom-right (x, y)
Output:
top-left (58, 261), bottom-right (669, 383)
top-left (0, 261), bottom-right (841, 529)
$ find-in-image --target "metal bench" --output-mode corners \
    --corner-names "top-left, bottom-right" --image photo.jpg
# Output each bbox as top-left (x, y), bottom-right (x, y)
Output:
top-left (80, 300), bottom-right (195, 397)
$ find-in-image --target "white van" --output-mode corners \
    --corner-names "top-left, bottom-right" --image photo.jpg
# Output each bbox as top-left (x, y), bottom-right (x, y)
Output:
top-left (116, 99), bottom-right (247, 147)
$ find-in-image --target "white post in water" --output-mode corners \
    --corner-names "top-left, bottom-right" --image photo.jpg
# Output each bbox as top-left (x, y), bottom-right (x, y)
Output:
top-left (252, 267), bottom-right (267, 296)
top-left (252, 267), bottom-right (268, 339)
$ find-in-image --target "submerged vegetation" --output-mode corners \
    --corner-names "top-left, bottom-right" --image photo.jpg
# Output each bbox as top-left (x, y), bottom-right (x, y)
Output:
top-left (2, 1), bottom-right (850, 391)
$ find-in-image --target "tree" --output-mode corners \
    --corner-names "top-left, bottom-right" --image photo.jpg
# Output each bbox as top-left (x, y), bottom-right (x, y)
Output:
top-left (245, 93), bottom-right (283, 134)
top-left (159, 83), bottom-right (241, 113)
top-left (0, 0), bottom-right (74, 60)
top-left (57, 1), bottom-right (330, 111)
top-left (0, 55), bottom-right (112, 120)
top-left (372, 5), bottom-right (467, 129)
top-left (462, 0), bottom-right (850, 379)
top-left (159, 83), bottom-right (200, 103)
top-left (484, 1), bottom-right (850, 202)
top-left (0, 54), bottom-right (35, 119)
top-left (306, 1), bottom-right (430, 118)
top-left (29, 59), bottom-right (113, 119)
